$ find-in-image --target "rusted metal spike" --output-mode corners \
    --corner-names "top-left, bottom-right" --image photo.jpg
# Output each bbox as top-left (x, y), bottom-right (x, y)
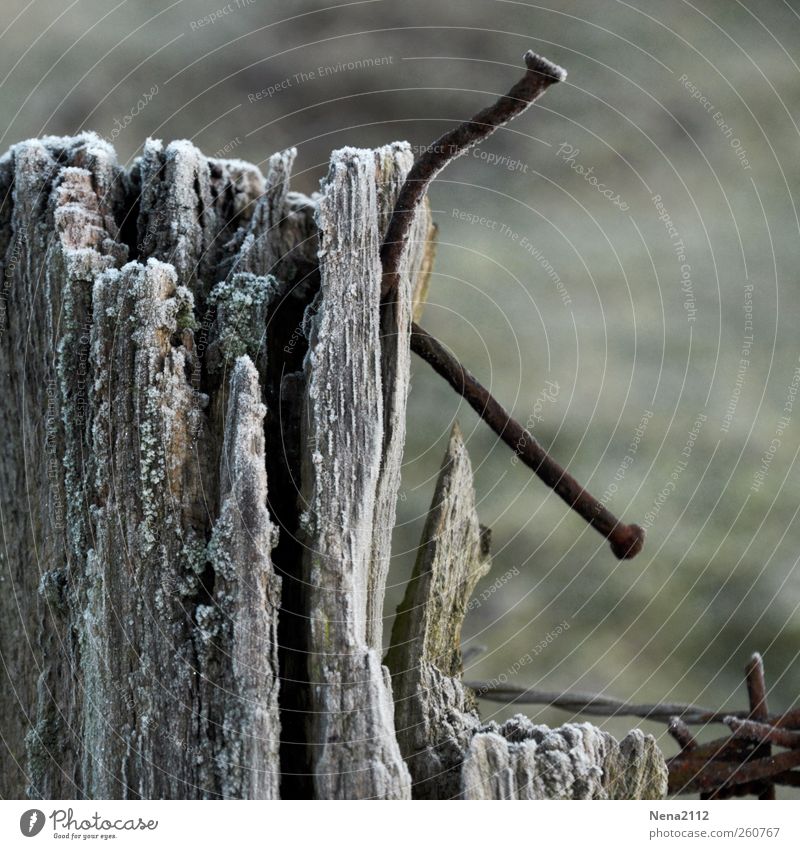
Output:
top-left (410, 323), bottom-right (645, 559)
top-left (668, 716), bottom-right (697, 752)
top-left (746, 653), bottom-right (769, 720)
top-left (725, 716), bottom-right (800, 750)
top-left (668, 748), bottom-right (800, 795)
top-left (744, 653), bottom-right (774, 799)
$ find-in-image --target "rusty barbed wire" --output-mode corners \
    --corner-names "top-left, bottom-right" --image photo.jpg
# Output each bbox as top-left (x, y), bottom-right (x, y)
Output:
top-left (467, 653), bottom-right (799, 798)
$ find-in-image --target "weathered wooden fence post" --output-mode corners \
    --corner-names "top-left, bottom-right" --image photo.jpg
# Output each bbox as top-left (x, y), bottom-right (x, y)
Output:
top-left (0, 132), bottom-right (667, 799)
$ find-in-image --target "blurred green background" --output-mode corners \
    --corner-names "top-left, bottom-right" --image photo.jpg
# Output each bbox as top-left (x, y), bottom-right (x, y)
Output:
top-left (3, 0), bottom-right (799, 785)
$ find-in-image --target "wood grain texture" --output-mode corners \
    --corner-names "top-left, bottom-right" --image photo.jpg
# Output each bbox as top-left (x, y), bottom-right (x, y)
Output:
top-left (461, 717), bottom-right (668, 800)
top-left (299, 146), bottom-right (412, 799)
top-left (0, 133), bottom-right (667, 800)
top-left (386, 424), bottom-right (490, 798)
top-left (368, 142), bottom-right (431, 653)
top-left (386, 426), bottom-right (666, 800)
top-left (134, 138), bottom-right (265, 296)
top-left (0, 133), bottom-right (282, 798)
top-left (0, 134), bottom-right (127, 798)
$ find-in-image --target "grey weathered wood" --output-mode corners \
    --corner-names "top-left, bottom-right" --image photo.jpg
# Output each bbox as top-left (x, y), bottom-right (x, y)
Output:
top-left (461, 717), bottom-right (668, 799)
top-left (135, 138), bottom-right (266, 295)
top-left (368, 142), bottom-right (431, 653)
top-left (411, 221), bottom-right (437, 322)
top-left (0, 132), bottom-right (668, 801)
top-left (0, 134), bottom-right (281, 799)
top-left (85, 258), bottom-right (211, 798)
top-left (0, 134), bottom-right (127, 799)
top-left (386, 425), bottom-right (667, 800)
top-left (386, 424), bottom-right (490, 798)
top-left (201, 355), bottom-right (282, 799)
top-left (299, 146), bottom-right (413, 799)
top-left (222, 148), bottom-right (306, 282)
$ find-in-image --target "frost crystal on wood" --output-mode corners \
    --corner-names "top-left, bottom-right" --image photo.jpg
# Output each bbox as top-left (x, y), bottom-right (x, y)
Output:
top-left (0, 135), bottom-right (280, 799)
top-left (461, 718), bottom-right (668, 800)
top-left (385, 427), bottom-right (665, 800)
top-left (299, 146), bottom-right (412, 799)
top-left (0, 133), bottom-right (667, 800)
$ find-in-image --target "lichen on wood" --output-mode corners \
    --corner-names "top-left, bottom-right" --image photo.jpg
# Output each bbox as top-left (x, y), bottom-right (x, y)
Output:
top-left (0, 134), bottom-right (282, 799)
top-left (0, 132), bottom-right (667, 801)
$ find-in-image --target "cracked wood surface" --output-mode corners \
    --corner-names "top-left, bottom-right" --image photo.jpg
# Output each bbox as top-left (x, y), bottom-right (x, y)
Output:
top-left (0, 133), bottom-right (667, 800)
top-left (298, 145), bottom-right (417, 799)
top-left (385, 424), bottom-right (490, 798)
top-left (0, 134), bottom-right (280, 799)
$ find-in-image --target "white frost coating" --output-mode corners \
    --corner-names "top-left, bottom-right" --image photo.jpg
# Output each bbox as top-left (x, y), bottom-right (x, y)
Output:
top-left (0, 130), bottom-right (288, 798)
top-left (461, 718), bottom-right (668, 800)
top-left (85, 258), bottom-right (212, 796)
top-left (300, 146), bottom-right (411, 799)
top-left (136, 139), bottom-right (215, 290)
top-left (386, 428), bottom-right (667, 800)
top-left (1, 133), bottom-right (669, 801)
top-left (202, 356), bottom-right (282, 799)
top-left (365, 142), bottom-right (432, 653)
top-left (135, 138), bottom-right (267, 295)
top-left (0, 134), bottom-right (129, 798)
top-left (222, 147), bottom-right (318, 284)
